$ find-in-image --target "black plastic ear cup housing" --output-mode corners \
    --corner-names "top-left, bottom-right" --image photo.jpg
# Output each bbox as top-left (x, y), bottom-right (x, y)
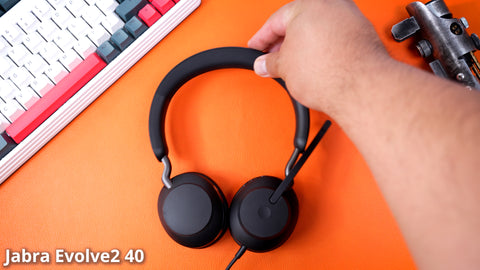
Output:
top-left (229, 176), bottom-right (299, 252)
top-left (158, 172), bottom-right (229, 248)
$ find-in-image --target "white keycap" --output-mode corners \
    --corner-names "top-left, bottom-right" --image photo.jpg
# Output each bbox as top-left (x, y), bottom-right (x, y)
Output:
top-left (73, 38), bottom-right (96, 59)
top-left (15, 87), bottom-right (40, 110)
top-left (81, 5), bottom-right (104, 27)
top-left (0, 58), bottom-right (15, 79)
top-left (88, 25), bottom-right (110, 47)
top-left (2, 24), bottom-right (24, 46)
top-left (59, 49), bottom-right (82, 72)
top-left (39, 42), bottom-right (62, 64)
top-left (30, 74), bottom-right (54, 96)
top-left (84, 0), bottom-right (97, 6)
top-left (51, 7), bottom-right (74, 29)
top-left (7, 45), bottom-right (30, 66)
top-left (67, 17), bottom-right (91, 40)
top-left (37, 20), bottom-right (59, 42)
top-left (0, 38), bottom-right (8, 57)
top-left (32, 0), bottom-right (54, 21)
top-left (0, 80), bottom-right (18, 101)
top-left (45, 61), bottom-right (68, 84)
top-left (10, 67), bottom-right (34, 89)
top-left (101, 13), bottom-right (124, 35)
top-left (53, 30), bottom-right (76, 52)
top-left (23, 32), bottom-right (44, 54)
top-left (66, 0), bottom-right (87, 15)
top-left (46, 0), bottom-right (67, 7)
top-left (0, 113), bottom-right (10, 133)
top-left (96, 0), bottom-right (118, 15)
top-left (24, 54), bottom-right (49, 74)
top-left (18, 12), bottom-right (40, 33)
top-left (0, 100), bottom-right (25, 123)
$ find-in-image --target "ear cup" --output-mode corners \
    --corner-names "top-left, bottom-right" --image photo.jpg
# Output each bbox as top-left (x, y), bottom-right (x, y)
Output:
top-left (158, 172), bottom-right (228, 248)
top-left (229, 176), bottom-right (299, 252)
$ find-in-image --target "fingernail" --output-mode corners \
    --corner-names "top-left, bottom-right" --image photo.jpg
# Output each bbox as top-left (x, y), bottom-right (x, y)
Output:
top-left (254, 56), bottom-right (269, 77)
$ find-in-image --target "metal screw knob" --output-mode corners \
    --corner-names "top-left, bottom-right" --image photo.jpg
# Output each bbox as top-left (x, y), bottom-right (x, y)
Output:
top-left (416, 40), bottom-right (433, 58)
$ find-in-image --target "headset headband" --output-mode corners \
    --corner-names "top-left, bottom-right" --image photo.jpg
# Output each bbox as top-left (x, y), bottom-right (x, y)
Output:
top-left (148, 47), bottom-right (310, 186)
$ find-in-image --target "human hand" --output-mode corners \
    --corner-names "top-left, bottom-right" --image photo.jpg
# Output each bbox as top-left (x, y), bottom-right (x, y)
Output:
top-left (248, 0), bottom-right (393, 116)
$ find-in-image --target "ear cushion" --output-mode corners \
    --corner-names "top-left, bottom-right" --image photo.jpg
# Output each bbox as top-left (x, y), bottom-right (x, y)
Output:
top-left (229, 176), bottom-right (299, 252)
top-left (158, 172), bottom-right (228, 248)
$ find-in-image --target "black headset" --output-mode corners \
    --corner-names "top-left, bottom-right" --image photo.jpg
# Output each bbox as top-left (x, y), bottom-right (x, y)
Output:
top-left (148, 47), bottom-right (330, 267)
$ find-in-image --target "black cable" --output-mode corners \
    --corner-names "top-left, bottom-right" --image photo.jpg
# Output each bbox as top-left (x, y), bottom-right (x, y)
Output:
top-left (226, 245), bottom-right (247, 270)
top-left (270, 120), bottom-right (331, 204)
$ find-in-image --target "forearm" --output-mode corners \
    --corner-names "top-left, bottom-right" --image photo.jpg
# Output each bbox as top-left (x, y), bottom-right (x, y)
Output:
top-left (330, 58), bottom-right (480, 269)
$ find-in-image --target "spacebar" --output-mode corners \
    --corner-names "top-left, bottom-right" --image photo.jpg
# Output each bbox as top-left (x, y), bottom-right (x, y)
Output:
top-left (6, 53), bottom-right (107, 143)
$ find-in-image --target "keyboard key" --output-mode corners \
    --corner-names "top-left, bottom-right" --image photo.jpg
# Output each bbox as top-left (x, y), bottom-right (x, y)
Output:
top-left (37, 20), bottom-right (59, 42)
top-left (124, 16), bottom-right (147, 39)
top-left (30, 74), bottom-right (54, 96)
top-left (32, 0), bottom-right (54, 21)
top-left (59, 49), bottom-right (82, 71)
top-left (6, 53), bottom-right (106, 143)
top-left (7, 45), bottom-right (30, 66)
top-left (17, 12), bottom-right (40, 32)
top-left (96, 41), bottom-right (120, 63)
top-left (150, 0), bottom-right (174, 15)
top-left (88, 25), bottom-right (110, 47)
top-left (73, 38), bottom-right (96, 59)
top-left (0, 38), bottom-right (7, 56)
top-left (138, 3), bottom-right (161, 27)
top-left (96, 0), bottom-right (119, 15)
top-left (22, 32), bottom-right (44, 54)
top-left (52, 30), bottom-right (76, 52)
top-left (0, 132), bottom-right (17, 159)
top-left (51, 7), bottom-right (74, 29)
top-left (46, 0), bottom-right (68, 6)
top-left (65, 0), bottom-right (86, 15)
top-left (0, 100), bottom-right (25, 123)
top-left (110, 28), bottom-right (134, 51)
top-left (24, 54), bottom-right (49, 74)
top-left (101, 13), bottom-right (124, 35)
top-left (115, 0), bottom-right (148, 22)
top-left (67, 17), bottom-right (91, 40)
top-left (0, 115), bottom-right (9, 133)
top-left (10, 67), bottom-right (34, 88)
top-left (1, 24), bottom-right (23, 45)
top-left (0, 57), bottom-right (15, 79)
top-left (0, 0), bottom-right (20, 12)
top-left (81, 5), bottom-right (104, 27)
top-left (39, 42), bottom-right (63, 64)
top-left (45, 61), bottom-right (68, 84)
top-left (15, 87), bottom-right (40, 109)
top-left (0, 79), bottom-right (16, 100)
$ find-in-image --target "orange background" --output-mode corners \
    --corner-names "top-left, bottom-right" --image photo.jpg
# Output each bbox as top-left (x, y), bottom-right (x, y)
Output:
top-left (1, 0), bottom-right (479, 269)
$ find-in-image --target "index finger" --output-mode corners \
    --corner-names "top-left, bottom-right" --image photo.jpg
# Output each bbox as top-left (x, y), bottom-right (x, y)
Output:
top-left (247, 1), bottom-right (297, 51)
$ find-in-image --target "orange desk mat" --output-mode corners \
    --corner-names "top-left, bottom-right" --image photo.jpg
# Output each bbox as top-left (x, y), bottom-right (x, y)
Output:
top-left (1, 0), bottom-right (478, 269)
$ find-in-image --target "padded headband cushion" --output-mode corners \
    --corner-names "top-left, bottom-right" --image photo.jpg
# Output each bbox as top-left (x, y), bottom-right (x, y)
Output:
top-left (148, 47), bottom-right (310, 162)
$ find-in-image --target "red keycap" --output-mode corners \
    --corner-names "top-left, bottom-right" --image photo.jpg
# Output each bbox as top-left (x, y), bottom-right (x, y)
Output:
top-left (149, 0), bottom-right (175, 15)
top-left (6, 53), bottom-right (107, 143)
top-left (138, 4), bottom-right (162, 27)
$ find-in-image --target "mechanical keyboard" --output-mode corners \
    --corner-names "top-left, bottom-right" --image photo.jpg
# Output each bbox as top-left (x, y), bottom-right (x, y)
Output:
top-left (0, 0), bottom-right (201, 184)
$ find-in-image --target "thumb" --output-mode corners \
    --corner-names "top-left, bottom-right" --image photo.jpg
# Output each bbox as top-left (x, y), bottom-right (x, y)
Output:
top-left (253, 52), bottom-right (282, 78)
